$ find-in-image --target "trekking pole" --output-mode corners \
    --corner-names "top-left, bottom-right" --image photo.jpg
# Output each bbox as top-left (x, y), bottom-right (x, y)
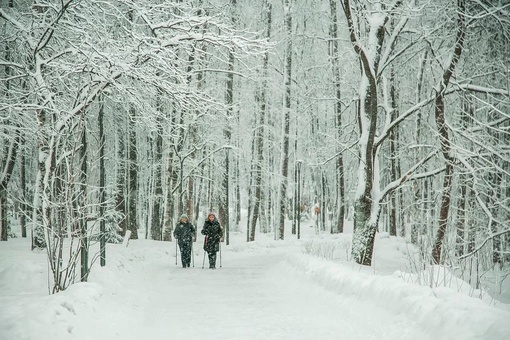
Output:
top-left (191, 241), bottom-right (195, 267)
top-left (202, 235), bottom-right (207, 269)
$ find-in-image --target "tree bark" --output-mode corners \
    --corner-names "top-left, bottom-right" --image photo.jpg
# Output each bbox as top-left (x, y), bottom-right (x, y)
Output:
top-left (98, 98), bottom-right (106, 266)
top-left (343, 0), bottom-right (385, 265)
top-left (279, 0), bottom-right (292, 240)
top-left (1, 21), bottom-right (19, 241)
top-left (249, 0), bottom-right (271, 242)
top-left (0, 134), bottom-right (19, 241)
top-left (127, 106), bottom-right (139, 239)
top-left (79, 118), bottom-right (88, 282)
top-left (151, 113), bottom-right (163, 241)
top-left (431, 0), bottom-right (466, 264)
top-left (389, 61), bottom-right (399, 237)
top-left (115, 114), bottom-right (127, 238)
top-left (328, 0), bottom-right (345, 234)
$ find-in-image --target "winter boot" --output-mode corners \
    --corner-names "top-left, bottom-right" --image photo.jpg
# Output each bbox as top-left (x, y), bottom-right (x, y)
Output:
top-left (209, 253), bottom-right (216, 269)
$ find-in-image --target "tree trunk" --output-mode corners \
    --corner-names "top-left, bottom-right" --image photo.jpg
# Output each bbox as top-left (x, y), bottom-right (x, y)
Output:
top-left (343, 0), bottom-right (385, 265)
top-left (1, 26), bottom-right (19, 241)
top-left (249, 0), bottom-right (271, 242)
top-left (98, 98), bottom-right (106, 266)
top-left (115, 114), bottom-right (127, 237)
top-left (219, 49), bottom-right (234, 242)
top-left (79, 118), bottom-right (88, 282)
top-left (389, 61), bottom-right (399, 237)
top-left (163, 112), bottom-right (179, 241)
top-left (279, 0), bottom-right (292, 240)
top-left (20, 139), bottom-right (27, 238)
top-left (127, 105), bottom-right (139, 239)
top-left (328, 0), bottom-right (344, 234)
top-left (0, 133), bottom-right (19, 241)
top-left (151, 114), bottom-right (163, 241)
top-left (431, 0), bottom-right (465, 264)
top-left (411, 49), bottom-right (429, 244)
top-left (455, 96), bottom-right (472, 257)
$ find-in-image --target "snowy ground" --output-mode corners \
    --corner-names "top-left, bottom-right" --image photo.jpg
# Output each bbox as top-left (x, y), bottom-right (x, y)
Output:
top-left (1, 221), bottom-right (510, 340)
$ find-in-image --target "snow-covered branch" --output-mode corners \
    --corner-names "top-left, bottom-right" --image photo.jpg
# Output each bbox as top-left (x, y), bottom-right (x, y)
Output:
top-left (459, 228), bottom-right (510, 260)
top-left (454, 82), bottom-right (510, 97)
top-left (379, 150), bottom-right (440, 202)
top-left (0, 8), bottom-right (30, 35)
top-left (378, 15), bottom-right (409, 76)
top-left (341, 0), bottom-right (377, 81)
top-left (375, 93), bottom-right (435, 147)
top-left (0, 60), bottom-right (25, 70)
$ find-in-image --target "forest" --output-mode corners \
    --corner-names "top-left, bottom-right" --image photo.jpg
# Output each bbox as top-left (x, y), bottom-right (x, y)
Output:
top-left (1, 0), bottom-right (509, 294)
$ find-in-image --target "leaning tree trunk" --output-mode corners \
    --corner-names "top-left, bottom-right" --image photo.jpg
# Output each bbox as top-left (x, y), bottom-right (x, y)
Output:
top-left (431, 0), bottom-right (465, 264)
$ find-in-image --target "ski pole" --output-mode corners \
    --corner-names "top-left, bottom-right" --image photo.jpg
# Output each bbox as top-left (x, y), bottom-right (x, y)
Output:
top-left (175, 240), bottom-right (178, 265)
top-left (219, 240), bottom-right (222, 268)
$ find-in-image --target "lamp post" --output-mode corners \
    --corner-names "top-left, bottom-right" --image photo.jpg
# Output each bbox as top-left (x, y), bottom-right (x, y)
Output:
top-left (225, 147), bottom-right (230, 246)
top-left (292, 162), bottom-right (298, 235)
top-left (296, 160), bottom-right (302, 239)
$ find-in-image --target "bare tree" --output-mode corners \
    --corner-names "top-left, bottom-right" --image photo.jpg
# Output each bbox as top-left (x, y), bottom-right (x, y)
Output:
top-left (278, 0), bottom-right (293, 240)
top-left (431, 0), bottom-right (466, 264)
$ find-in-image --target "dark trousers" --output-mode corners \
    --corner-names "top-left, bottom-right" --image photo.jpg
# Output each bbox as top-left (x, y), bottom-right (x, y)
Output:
top-left (179, 241), bottom-right (192, 267)
top-left (208, 252), bottom-right (217, 268)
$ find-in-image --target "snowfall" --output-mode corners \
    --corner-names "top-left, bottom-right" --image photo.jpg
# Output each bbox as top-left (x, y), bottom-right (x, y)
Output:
top-left (1, 217), bottom-right (510, 340)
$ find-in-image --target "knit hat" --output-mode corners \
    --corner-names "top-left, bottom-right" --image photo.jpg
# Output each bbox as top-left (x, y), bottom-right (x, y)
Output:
top-left (180, 214), bottom-right (188, 221)
top-left (207, 213), bottom-right (216, 219)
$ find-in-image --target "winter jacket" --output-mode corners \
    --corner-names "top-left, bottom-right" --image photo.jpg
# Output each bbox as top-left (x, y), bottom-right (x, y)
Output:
top-left (201, 218), bottom-right (222, 253)
top-left (174, 221), bottom-right (196, 244)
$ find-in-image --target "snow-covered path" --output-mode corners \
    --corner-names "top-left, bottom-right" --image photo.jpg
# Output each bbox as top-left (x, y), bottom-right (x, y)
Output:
top-left (2, 235), bottom-right (510, 340)
top-left (92, 242), bottom-right (431, 340)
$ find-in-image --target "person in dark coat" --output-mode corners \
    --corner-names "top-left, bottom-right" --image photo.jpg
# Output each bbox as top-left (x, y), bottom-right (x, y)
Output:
top-left (173, 214), bottom-right (196, 268)
top-left (201, 213), bottom-right (222, 269)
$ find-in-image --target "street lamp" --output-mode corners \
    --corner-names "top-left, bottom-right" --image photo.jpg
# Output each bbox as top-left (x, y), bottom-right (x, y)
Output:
top-left (296, 160), bottom-right (303, 239)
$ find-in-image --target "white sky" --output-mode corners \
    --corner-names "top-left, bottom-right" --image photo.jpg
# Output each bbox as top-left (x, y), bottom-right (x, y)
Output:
top-left (1, 219), bottom-right (510, 340)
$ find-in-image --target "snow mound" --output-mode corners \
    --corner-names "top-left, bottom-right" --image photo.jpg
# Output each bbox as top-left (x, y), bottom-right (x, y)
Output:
top-left (284, 254), bottom-right (510, 340)
top-left (0, 282), bottom-right (102, 340)
top-left (0, 261), bottom-right (46, 294)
